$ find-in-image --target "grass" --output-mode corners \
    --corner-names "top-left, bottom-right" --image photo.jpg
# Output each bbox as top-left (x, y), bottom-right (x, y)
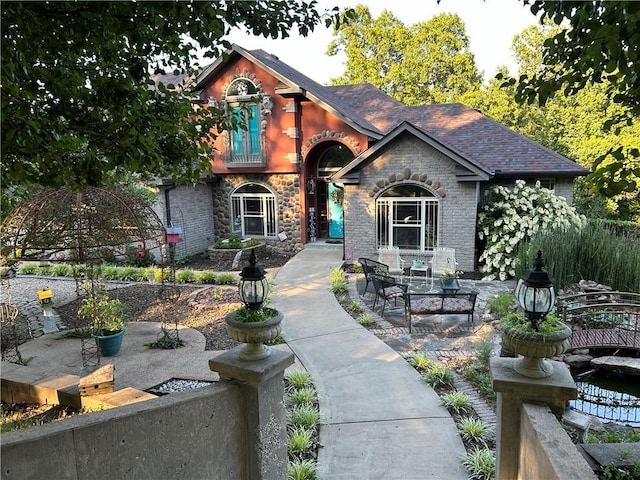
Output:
top-left (289, 387), bottom-right (317, 407)
top-left (410, 352), bottom-right (435, 372)
top-left (288, 426), bottom-right (313, 454)
top-left (329, 268), bottom-right (348, 294)
top-left (424, 364), bottom-right (454, 388)
top-left (289, 404), bottom-right (320, 429)
top-left (288, 459), bottom-right (317, 480)
top-left (459, 417), bottom-right (492, 446)
top-left (286, 371), bottom-right (312, 390)
top-left (358, 314), bottom-right (373, 327)
top-left (285, 371), bottom-right (319, 479)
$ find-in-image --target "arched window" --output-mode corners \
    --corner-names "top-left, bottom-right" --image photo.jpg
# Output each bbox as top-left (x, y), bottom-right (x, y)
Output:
top-left (231, 183), bottom-right (277, 238)
top-left (317, 145), bottom-right (353, 177)
top-left (225, 79), bottom-right (262, 164)
top-left (376, 185), bottom-right (439, 251)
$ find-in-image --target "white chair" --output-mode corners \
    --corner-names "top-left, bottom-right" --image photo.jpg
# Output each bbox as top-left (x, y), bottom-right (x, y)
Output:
top-left (430, 247), bottom-right (458, 287)
top-left (378, 246), bottom-right (406, 277)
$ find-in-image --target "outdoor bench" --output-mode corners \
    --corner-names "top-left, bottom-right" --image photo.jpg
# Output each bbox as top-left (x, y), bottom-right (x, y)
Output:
top-left (405, 291), bottom-right (478, 333)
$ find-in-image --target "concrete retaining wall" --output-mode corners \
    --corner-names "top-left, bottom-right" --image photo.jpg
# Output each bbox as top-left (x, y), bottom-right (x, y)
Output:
top-left (1, 385), bottom-right (246, 480)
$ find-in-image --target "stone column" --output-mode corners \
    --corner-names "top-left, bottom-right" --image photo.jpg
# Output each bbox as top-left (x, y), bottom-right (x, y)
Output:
top-left (210, 346), bottom-right (294, 480)
top-left (490, 357), bottom-right (577, 480)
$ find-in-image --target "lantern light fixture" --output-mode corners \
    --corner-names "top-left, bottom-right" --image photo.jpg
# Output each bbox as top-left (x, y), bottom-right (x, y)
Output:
top-left (515, 250), bottom-right (556, 330)
top-left (239, 249), bottom-right (269, 310)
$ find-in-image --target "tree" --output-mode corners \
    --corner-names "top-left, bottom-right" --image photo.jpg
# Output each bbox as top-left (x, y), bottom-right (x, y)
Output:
top-left (326, 5), bottom-right (481, 105)
top-left (1, 1), bottom-right (344, 193)
top-left (501, 1), bottom-right (640, 199)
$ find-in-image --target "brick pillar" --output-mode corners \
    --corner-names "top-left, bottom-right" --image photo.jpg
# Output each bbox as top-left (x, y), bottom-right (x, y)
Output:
top-left (490, 357), bottom-right (577, 480)
top-left (210, 346), bottom-right (294, 480)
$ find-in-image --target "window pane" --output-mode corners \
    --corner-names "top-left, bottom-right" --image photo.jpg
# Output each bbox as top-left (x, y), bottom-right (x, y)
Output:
top-left (244, 217), bottom-right (264, 236)
top-left (393, 227), bottom-right (420, 249)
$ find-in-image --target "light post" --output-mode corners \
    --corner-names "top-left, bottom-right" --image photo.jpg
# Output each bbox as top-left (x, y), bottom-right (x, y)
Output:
top-left (239, 249), bottom-right (269, 310)
top-left (515, 250), bottom-right (556, 331)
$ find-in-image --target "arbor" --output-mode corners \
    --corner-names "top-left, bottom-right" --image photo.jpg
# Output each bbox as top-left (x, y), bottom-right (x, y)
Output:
top-left (326, 5), bottom-right (481, 105)
top-left (503, 1), bottom-right (640, 199)
top-left (1, 1), bottom-right (342, 193)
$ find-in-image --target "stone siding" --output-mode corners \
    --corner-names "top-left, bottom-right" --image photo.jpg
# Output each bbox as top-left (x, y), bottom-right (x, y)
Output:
top-left (344, 136), bottom-right (478, 272)
top-left (212, 174), bottom-right (303, 254)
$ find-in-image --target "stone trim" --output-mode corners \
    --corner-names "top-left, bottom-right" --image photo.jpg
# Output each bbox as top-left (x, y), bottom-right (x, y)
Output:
top-left (368, 168), bottom-right (447, 198)
top-left (301, 130), bottom-right (361, 158)
top-left (220, 69), bottom-right (263, 97)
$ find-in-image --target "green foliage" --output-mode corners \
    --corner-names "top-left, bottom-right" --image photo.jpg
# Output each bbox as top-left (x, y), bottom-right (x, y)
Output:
top-left (586, 429), bottom-right (640, 444)
top-left (37, 265), bottom-right (52, 276)
top-left (288, 426), bottom-right (313, 455)
top-left (51, 264), bottom-right (72, 276)
top-left (461, 447), bottom-right (496, 480)
top-left (440, 391), bottom-right (472, 414)
top-left (231, 306), bottom-right (278, 324)
top-left (424, 364), bottom-right (454, 388)
top-left (286, 371), bottom-right (312, 390)
top-left (289, 387), bottom-right (317, 407)
top-left (118, 266), bottom-right (143, 281)
top-left (327, 6), bottom-right (481, 105)
top-left (214, 273), bottom-right (237, 285)
top-left (478, 180), bottom-right (586, 280)
top-left (77, 282), bottom-right (125, 335)
top-left (410, 352), bottom-right (435, 372)
top-left (288, 404), bottom-right (320, 429)
top-left (287, 459), bottom-right (317, 480)
top-left (99, 265), bottom-right (120, 281)
top-left (459, 417), bottom-right (492, 446)
top-left (194, 271), bottom-right (216, 284)
top-left (145, 337), bottom-right (186, 350)
top-left (516, 221), bottom-right (640, 293)
top-left (474, 341), bottom-right (494, 369)
top-left (329, 268), bottom-right (348, 294)
top-left (214, 235), bottom-right (243, 249)
top-left (488, 294), bottom-right (516, 319)
top-left (1, 2), bottom-right (340, 191)
top-left (357, 314), bottom-right (373, 327)
top-left (175, 269), bottom-right (195, 283)
top-left (264, 332), bottom-right (286, 346)
top-left (501, 312), bottom-right (566, 334)
top-left (349, 301), bottom-right (363, 313)
top-left (18, 263), bottom-right (38, 275)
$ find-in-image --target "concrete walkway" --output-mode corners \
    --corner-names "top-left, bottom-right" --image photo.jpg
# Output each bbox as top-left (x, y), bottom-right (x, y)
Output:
top-left (273, 246), bottom-right (468, 480)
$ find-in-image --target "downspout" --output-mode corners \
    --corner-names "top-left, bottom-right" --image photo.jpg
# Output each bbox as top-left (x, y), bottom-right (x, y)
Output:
top-left (164, 182), bottom-right (177, 227)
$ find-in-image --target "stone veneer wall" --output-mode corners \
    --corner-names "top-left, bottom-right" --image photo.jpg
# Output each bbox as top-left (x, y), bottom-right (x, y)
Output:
top-left (212, 174), bottom-right (303, 254)
top-left (344, 136), bottom-right (478, 272)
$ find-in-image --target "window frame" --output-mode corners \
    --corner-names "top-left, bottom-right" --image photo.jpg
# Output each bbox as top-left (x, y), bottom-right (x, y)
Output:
top-left (375, 185), bottom-right (440, 252)
top-left (230, 183), bottom-right (277, 239)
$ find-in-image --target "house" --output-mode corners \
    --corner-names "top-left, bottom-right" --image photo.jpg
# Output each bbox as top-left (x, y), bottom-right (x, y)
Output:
top-left (155, 44), bottom-right (588, 271)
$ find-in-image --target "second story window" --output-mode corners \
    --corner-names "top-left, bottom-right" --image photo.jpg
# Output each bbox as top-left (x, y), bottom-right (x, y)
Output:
top-left (225, 78), bottom-right (263, 165)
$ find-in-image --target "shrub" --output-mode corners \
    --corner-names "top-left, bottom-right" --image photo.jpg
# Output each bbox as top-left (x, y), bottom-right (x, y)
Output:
top-left (18, 263), bottom-right (38, 275)
top-left (358, 314), bottom-right (373, 327)
top-left (37, 265), bottom-right (52, 276)
top-left (461, 447), bottom-right (496, 480)
top-left (286, 371), bottom-right (312, 390)
top-left (288, 459), bottom-right (317, 480)
top-left (459, 417), bottom-right (492, 446)
top-left (99, 265), bottom-right (119, 280)
top-left (410, 352), bottom-right (435, 372)
top-left (215, 272), bottom-right (237, 285)
top-left (288, 404), bottom-right (319, 429)
top-left (487, 294), bottom-right (515, 319)
top-left (288, 426), bottom-right (313, 454)
top-left (175, 269), bottom-right (196, 283)
top-left (289, 387), bottom-right (316, 407)
top-left (195, 271), bottom-right (217, 284)
top-left (118, 266), bottom-right (142, 281)
top-left (51, 264), bottom-right (72, 276)
top-left (478, 180), bottom-right (586, 280)
top-left (424, 364), bottom-right (454, 388)
top-left (329, 268), bottom-right (348, 294)
top-left (349, 301), bottom-right (363, 313)
top-left (441, 391), bottom-right (472, 414)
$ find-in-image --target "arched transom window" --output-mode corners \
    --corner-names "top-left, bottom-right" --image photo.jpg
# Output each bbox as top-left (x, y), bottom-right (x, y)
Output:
top-left (376, 185), bottom-right (439, 251)
top-left (226, 78), bottom-right (261, 164)
top-left (231, 183), bottom-right (277, 238)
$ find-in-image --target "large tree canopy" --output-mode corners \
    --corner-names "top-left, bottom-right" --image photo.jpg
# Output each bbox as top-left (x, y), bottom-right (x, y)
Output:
top-left (1, 1), bottom-right (343, 192)
top-left (326, 4), bottom-right (481, 105)
top-left (502, 0), bottom-right (640, 199)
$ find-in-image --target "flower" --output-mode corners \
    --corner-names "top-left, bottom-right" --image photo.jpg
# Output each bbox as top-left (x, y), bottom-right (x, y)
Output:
top-left (442, 268), bottom-right (463, 279)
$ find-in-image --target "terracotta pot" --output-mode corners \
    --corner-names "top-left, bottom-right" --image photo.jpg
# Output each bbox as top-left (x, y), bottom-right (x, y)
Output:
top-left (501, 323), bottom-right (571, 378)
top-left (225, 309), bottom-right (283, 361)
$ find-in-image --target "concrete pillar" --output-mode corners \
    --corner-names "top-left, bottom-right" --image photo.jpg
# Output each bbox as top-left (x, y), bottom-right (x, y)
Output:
top-left (210, 346), bottom-right (294, 480)
top-left (490, 357), bottom-right (577, 480)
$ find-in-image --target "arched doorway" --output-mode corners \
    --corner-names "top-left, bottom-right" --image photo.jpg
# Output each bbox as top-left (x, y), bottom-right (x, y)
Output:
top-left (306, 144), bottom-right (354, 241)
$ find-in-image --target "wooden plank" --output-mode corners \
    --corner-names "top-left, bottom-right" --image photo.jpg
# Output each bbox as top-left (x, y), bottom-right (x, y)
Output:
top-left (79, 364), bottom-right (114, 397)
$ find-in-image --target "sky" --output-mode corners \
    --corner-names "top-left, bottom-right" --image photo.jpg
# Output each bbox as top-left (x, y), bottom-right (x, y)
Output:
top-left (220, 0), bottom-right (541, 84)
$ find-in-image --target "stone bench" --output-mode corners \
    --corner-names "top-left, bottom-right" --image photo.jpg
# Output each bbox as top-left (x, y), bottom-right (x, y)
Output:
top-left (405, 290), bottom-right (478, 333)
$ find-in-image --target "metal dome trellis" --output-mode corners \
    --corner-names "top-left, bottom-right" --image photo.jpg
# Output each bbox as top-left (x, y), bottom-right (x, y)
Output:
top-left (1, 187), bottom-right (166, 263)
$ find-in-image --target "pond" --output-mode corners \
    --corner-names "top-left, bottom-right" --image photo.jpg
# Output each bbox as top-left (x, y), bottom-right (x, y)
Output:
top-left (573, 372), bottom-right (640, 427)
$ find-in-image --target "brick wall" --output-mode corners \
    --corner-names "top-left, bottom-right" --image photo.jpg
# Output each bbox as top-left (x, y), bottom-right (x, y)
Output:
top-left (153, 183), bottom-right (215, 258)
top-left (344, 136), bottom-right (478, 272)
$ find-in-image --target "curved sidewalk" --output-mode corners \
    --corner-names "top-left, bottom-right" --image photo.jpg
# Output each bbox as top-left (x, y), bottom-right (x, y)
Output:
top-left (273, 247), bottom-right (467, 480)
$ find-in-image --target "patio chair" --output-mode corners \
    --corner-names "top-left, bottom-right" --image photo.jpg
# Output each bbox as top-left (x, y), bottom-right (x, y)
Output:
top-left (430, 247), bottom-right (458, 279)
top-left (378, 246), bottom-right (406, 277)
top-left (371, 273), bottom-right (408, 316)
top-left (358, 257), bottom-right (390, 296)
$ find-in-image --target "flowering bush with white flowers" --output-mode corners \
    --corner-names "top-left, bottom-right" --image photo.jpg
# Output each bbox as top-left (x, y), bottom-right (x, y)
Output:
top-left (478, 180), bottom-right (586, 280)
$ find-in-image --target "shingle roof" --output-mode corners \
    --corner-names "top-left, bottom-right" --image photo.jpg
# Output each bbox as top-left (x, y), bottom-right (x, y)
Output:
top-left (193, 45), bottom-right (589, 178)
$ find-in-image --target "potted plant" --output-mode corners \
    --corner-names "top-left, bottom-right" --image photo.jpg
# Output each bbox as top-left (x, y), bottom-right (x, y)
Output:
top-left (78, 282), bottom-right (126, 357)
top-left (441, 267), bottom-right (463, 286)
top-left (500, 312), bottom-right (571, 378)
top-left (225, 249), bottom-right (282, 360)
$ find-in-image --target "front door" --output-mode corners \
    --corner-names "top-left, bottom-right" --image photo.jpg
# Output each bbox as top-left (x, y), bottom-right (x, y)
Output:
top-left (328, 183), bottom-right (344, 239)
